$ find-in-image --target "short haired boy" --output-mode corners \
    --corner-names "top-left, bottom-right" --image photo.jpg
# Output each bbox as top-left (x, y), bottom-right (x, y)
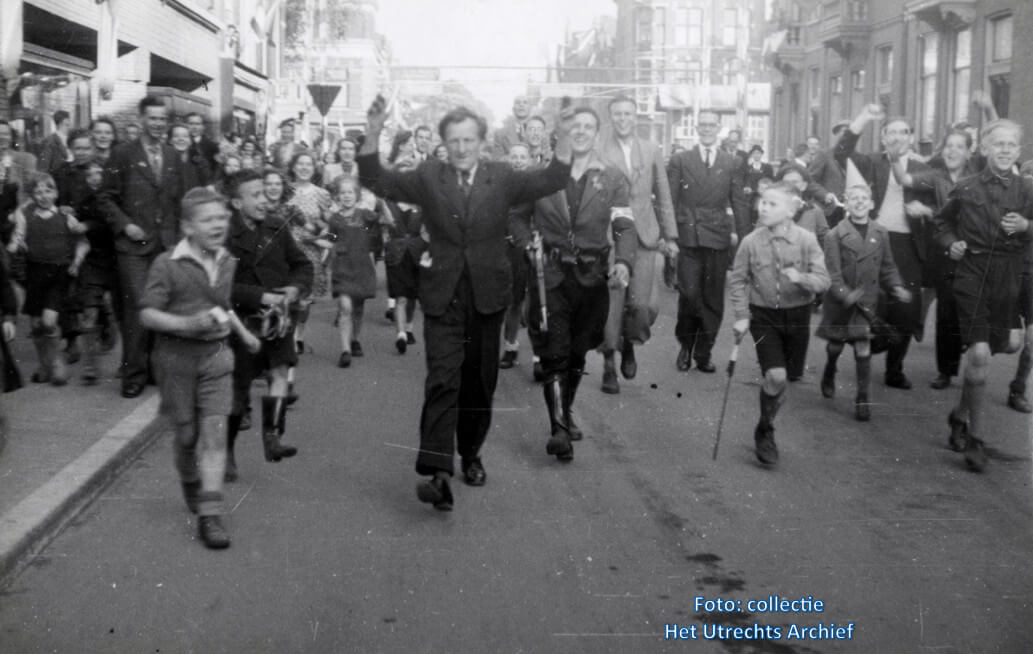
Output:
top-left (728, 181), bottom-right (831, 464)
top-left (139, 187), bottom-right (260, 549)
top-left (933, 119), bottom-right (1033, 471)
top-left (817, 184), bottom-right (911, 420)
top-left (224, 170), bottom-right (313, 481)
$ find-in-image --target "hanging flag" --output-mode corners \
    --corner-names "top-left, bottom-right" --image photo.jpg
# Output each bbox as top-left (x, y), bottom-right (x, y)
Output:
top-left (96, 0), bottom-right (122, 100)
top-left (0, 0), bottom-right (24, 84)
top-left (250, 0), bottom-right (282, 47)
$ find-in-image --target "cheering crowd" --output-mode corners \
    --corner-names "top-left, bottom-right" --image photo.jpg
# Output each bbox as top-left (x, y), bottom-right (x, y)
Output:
top-left (0, 88), bottom-right (1029, 548)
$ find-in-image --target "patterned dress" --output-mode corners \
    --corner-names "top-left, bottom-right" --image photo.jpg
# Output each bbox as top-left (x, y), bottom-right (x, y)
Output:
top-left (287, 183), bottom-right (331, 298)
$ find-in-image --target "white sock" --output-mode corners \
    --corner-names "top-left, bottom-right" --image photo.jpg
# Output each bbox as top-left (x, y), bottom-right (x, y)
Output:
top-left (387, 298), bottom-right (396, 309)
top-left (504, 340), bottom-right (519, 352)
top-left (405, 322), bottom-right (414, 332)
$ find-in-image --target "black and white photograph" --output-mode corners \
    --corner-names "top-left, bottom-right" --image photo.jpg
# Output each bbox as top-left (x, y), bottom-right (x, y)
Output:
top-left (0, 0), bottom-right (1031, 651)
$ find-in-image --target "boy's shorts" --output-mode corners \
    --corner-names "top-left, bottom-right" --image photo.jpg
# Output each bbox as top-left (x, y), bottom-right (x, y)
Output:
top-left (22, 261), bottom-right (68, 316)
top-left (153, 340), bottom-right (234, 425)
top-left (78, 258), bottom-right (118, 308)
top-left (952, 253), bottom-right (1023, 353)
top-left (748, 304), bottom-right (813, 375)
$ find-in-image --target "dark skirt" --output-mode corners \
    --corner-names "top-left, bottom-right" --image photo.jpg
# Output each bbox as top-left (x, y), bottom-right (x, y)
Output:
top-left (329, 226), bottom-right (376, 300)
top-left (386, 248), bottom-right (420, 300)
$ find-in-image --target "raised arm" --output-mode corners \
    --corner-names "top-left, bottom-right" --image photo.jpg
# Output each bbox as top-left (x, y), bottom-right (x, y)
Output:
top-left (357, 95), bottom-right (425, 203)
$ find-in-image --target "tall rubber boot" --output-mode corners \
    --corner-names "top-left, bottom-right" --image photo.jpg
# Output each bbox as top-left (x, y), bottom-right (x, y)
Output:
top-left (566, 368), bottom-right (584, 441)
top-left (275, 397), bottom-right (298, 458)
top-left (544, 375), bottom-right (573, 461)
top-left (261, 397), bottom-right (286, 462)
top-left (854, 356), bottom-right (872, 421)
top-left (30, 329), bottom-right (51, 383)
top-left (821, 342), bottom-right (842, 398)
top-left (47, 329), bottom-right (68, 386)
top-left (224, 414), bottom-right (241, 482)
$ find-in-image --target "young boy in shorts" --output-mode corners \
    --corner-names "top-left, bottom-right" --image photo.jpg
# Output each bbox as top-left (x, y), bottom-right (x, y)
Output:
top-left (729, 181), bottom-right (831, 464)
top-left (140, 186), bottom-right (260, 549)
top-left (934, 119), bottom-right (1033, 471)
top-left (224, 170), bottom-right (312, 480)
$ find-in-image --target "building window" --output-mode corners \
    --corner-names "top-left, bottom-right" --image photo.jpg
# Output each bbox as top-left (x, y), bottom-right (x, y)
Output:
top-left (952, 28), bottom-right (971, 123)
top-left (747, 114), bottom-right (768, 146)
top-left (636, 7), bottom-right (652, 49)
top-left (653, 7), bottom-right (666, 49)
top-left (876, 45), bottom-right (893, 86)
top-left (988, 14), bottom-right (1013, 63)
top-left (722, 8), bottom-right (737, 47)
top-left (918, 33), bottom-right (939, 140)
top-left (676, 8), bottom-right (703, 48)
top-left (830, 75), bottom-right (843, 95)
top-left (809, 67), bottom-right (820, 99)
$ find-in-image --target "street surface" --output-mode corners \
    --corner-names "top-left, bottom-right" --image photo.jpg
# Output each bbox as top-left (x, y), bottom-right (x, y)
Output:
top-left (1, 281), bottom-right (1031, 653)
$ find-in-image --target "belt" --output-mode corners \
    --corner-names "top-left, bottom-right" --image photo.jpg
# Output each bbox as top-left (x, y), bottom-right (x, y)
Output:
top-left (542, 244), bottom-right (609, 264)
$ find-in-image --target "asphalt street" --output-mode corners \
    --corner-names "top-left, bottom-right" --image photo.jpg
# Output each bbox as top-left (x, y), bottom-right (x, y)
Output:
top-left (1, 282), bottom-right (1031, 653)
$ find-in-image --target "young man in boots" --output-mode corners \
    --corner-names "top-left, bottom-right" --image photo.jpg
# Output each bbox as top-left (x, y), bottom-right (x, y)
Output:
top-left (933, 119), bottom-right (1032, 471)
top-left (140, 187), bottom-right (260, 549)
top-left (729, 181), bottom-right (830, 464)
top-left (224, 170), bottom-right (312, 481)
top-left (515, 106), bottom-right (636, 461)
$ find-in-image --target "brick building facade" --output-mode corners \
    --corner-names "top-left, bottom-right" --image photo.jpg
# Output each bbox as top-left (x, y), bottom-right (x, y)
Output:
top-left (764, 0), bottom-right (1029, 160)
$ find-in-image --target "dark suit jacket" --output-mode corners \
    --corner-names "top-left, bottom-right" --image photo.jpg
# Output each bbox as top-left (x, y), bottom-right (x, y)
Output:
top-left (226, 212), bottom-right (314, 314)
top-left (99, 139), bottom-right (185, 256)
top-left (190, 136), bottom-right (220, 173)
top-left (667, 147), bottom-right (750, 249)
top-left (834, 129), bottom-right (935, 261)
top-left (38, 134), bottom-right (69, 174)
top-left (744, 161), bottom-right (774, 194)
top-left (358, 152), bottom-right (571, 316)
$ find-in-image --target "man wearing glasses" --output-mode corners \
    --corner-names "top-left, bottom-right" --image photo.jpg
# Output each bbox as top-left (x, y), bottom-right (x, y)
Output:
top-left (667, 110), bottom-right (750, 373)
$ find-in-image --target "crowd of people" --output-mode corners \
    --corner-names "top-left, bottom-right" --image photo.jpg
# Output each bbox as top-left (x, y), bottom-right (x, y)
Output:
top-left (0, 87), bottom-right (1029, 548)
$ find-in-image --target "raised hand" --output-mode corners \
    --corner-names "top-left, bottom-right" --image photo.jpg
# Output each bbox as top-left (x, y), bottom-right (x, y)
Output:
top-left (366, 94), bottom-right (389, 135)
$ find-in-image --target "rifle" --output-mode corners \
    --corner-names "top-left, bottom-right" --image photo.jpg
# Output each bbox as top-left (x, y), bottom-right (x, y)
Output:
top-left (531, 229), bottom-right (548, 333)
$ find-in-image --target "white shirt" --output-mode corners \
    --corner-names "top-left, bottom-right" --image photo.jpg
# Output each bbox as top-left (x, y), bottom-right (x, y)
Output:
top-left (698, 144), bottom-right (715, 168)
top-left (879, 169), bottom-right (909, 234)
top-left (618, 138), bottom-right (634, 173)
top-left (456, 164), bottom-right (477, 186)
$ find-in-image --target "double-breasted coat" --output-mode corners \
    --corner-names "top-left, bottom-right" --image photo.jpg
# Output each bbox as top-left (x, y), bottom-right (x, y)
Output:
top-left (817, 219), bottom-right (904, 342)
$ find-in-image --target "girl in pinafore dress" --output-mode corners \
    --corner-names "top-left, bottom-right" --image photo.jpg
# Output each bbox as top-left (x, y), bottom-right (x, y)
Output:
top-left (324, 175), bottom-right (384, 368)
top-left (286, 151), bottom-right (331, 353)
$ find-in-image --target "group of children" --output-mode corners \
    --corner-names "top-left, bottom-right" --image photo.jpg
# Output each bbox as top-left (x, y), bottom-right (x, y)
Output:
top-left (729, 119), bottom-right (1030, 470)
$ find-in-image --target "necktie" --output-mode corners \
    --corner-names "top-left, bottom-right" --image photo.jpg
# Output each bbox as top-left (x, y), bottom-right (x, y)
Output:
top-left (459, 170), bottom-right (471, 198)
top-left (704, 148), bottom-right (712, 168)
top-left (147, 144), bottom-right (162, 183)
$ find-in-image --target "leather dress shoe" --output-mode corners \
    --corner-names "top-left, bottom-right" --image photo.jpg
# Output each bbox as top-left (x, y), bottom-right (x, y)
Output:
top-left (930, 374), bottom-right (951, 390)
top-left (499, 350), bottom-right (517, 369)
top-left (885, 373), bottom-right (912, 389)
top-left (676, 347), bottom-right (691, 372)
top-left (338, 352), bottom-right (352, 368)
top-left (198, 515), bottom-right (231, 549)
top-left (395, 334), bottom-right (407, 354)
top-left (695, 360), bottom-right (717, 373)
top-left (406, 331), bottom-right (416, 345)
top-left (122, 383), bottom-right (144, 398)
top-left (416, 475), bottom-right (453, 511)
top-left (1008, 391), bottom-right (1032, 413)
top-left (532, 361), bottom-right (545, 383)
top-left (461, 457), bottom-right (486, 486)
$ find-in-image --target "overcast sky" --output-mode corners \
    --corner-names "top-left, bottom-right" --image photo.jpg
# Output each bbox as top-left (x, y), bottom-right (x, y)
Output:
top-left (377, 0), bottom-right (616, 122)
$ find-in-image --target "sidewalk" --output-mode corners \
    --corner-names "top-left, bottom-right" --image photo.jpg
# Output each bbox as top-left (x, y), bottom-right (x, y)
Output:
top-left (0, 333), bottom-right (164, 587)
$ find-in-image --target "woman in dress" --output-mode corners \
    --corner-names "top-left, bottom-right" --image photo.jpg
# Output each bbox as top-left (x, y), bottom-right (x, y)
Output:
top-left (167, 123), bottom-right (210, 189)
top-left (286, 151), bottom-right (331, 353)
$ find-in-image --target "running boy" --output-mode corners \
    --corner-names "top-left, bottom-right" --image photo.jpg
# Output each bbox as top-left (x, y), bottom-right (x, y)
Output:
top-left (224, 170), bottom-right (312, 481)
top-left (817, 184), bottom-right (911, 421)
top-left (140, 186), bottom-right (259, 549)
top-left (934, 119), bottom-right (1032, 472)
top-left (729, 181), bottom-right (831, 464)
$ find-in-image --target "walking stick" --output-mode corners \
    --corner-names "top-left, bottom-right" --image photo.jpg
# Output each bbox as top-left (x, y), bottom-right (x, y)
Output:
top-left (712, 332), bottom-right (744, 460)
